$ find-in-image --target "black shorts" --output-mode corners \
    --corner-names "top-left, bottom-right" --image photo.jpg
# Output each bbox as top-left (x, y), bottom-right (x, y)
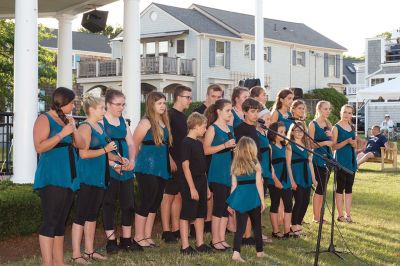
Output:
top-left (164, 171), bottom-right (181, 195)
top-left (371, 150), bottom-right (381, 157)
top-left (180, 176), bottom-right (208, 221)
top-left (314, 165), bottom-right (330, 195)
top-left (336, 169), bottom-right (355, 194)
top-left (74, 184), bottom-right (105, 226)
top-left (209, 182), bottom-right (230, 218)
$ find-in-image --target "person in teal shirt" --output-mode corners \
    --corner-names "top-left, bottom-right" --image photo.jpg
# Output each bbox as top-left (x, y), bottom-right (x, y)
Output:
top-left (102, 89), bottom-right (142, 253)
top-left (33, 87), bottom-right (85, 266)
top-left (271, 89), bottom-right (294, 132)
top-left (230, 87), bottom-right (249, 128)
top-left (332, 105), bottom-right (358, 223)
top-left (71, 95), bottom-right (125, 263)
top-left (133, 92), bottom-right (173, 248)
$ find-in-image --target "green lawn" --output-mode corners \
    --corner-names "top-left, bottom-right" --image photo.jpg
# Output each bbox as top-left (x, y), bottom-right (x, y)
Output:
top-left (9, 162), bottom-right (400, 266)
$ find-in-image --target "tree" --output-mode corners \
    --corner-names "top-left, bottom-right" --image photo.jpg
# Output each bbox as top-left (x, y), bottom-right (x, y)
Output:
top-left (78, 25), bottom-right (123, 39)
top-left (376, 32), bottom-right (392, 40)
top-left (0, 20), bottom-right (57, 112)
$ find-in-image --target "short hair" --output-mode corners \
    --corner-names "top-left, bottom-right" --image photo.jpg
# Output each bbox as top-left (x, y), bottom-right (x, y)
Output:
top-left (207, 84), bottom-right (223, 95)
top-left (250, 86), bottom-right (265, 98)
top-left (231, 86), bottom-right (249, 106)
top-left (242, 97), bottom-right (262, 112)
top-left (105, 88), bottom-right (125, 104)
top-left (82, 94), bottom-right (104, 116)
top-left (187, 112), bottom-right (207, 130)
top-left (372, 125), bottom-right (381, 131)
top-left (173, 85), bottom-right (192, 102)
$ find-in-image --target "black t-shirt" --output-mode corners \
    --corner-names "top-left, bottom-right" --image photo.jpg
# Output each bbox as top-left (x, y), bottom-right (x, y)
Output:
top-left (168, 108), bottom-right (187, 162)
top-left (234, 121), bottom-right (261, 160)
top-left (180, 137), bottom-right (207, 178)
top-left (365, 134), bottom-right (387, 153)
top-left (193, 103), bottom-right (207, 114)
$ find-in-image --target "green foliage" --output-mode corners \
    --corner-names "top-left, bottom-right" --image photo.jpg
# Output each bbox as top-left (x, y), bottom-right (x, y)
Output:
top-left (78, 25), bottom-right (123, 39)
top-left (376, 31), bottom-right (392, 40)
top-left (0, 20), bottom-right (57, 112)
top-left (343, 55), bottom-right (365, 60)
top-left (304, 88), bottom-right (348, 124)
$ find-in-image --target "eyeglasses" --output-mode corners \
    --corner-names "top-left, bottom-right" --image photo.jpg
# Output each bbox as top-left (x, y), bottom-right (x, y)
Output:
top-left (110, 102), bottom-right (126, 107)
top-left (179, 95), bottom-right (192, 100)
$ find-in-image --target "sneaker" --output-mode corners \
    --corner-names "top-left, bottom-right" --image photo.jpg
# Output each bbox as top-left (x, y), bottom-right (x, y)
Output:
top-left (180, 246), bottom-right (198, 255)
top-left (119, 237), bottom-right (144, 252)
top-left (162, 231), bottom-right (177, 243)
top-left (106, 239), bottom-right (119, 254)
top-left (195, 244), bottom-right (213, 253)
top-left (242, 237), bottom-right (256, 246)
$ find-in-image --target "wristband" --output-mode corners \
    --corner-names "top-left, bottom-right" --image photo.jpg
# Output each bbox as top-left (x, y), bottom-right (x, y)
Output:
top-left (103, 148), bottom-right (107, 153)
top-left (56, 133), bottom-right (62, 141)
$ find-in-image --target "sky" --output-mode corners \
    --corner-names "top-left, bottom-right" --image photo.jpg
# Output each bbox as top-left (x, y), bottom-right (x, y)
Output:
top-left (39, 0), bottom-right (400, 57)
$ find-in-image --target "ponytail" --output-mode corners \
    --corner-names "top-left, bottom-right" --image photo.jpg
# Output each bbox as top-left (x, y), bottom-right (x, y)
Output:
top-left (51, 87), bottom-right (76, 124)
top-left (204, 99), bottom-right (231, 127)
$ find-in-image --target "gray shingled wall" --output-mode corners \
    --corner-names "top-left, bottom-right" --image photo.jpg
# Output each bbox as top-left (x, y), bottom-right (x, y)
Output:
top-left (367, 39), bottom-right (382, 75)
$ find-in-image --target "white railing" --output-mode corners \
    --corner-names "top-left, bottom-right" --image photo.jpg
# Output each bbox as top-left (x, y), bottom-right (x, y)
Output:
top-left (77, 57), bottom-right (195, 78)
top-left (345, 84), bottom-right (365, 95)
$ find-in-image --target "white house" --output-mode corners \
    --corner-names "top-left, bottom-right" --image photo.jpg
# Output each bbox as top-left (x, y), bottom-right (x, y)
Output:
top-left (77, 2), bottom-right (347, 101)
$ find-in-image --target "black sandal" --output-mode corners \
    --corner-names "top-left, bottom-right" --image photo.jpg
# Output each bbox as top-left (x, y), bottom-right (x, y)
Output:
top-left (271, 232), bottom-right (284, 239)
top-left (84, 251), bottom-right (106, 261)
top-left (143, 238), bottom-right (160, 248)
top-left (135, 238), bottom-right (152, 248)
top-left (209, 241), bottom-right (226, 251)
top-left (71, 256), bottom-right (88, 264)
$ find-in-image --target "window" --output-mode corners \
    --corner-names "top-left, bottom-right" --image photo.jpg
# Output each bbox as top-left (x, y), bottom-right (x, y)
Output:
top-left (296, 51), bottom-right (306, 66)
top-left (216, 41), bottom-right (225, 66)
top-left (146, 42), bottom-right (155, 57)
top-left (328, 55), bottom-right (336, 77)
top-left (264, 46), bottom-right (271, 62)
top-left (244, 44), bottom-right (250, 58)
top-left (140, 43), bottom-right (143, 57)
top-left (346, 65), bottom-right (356, 73)
top-left (159, 41), bottom-right (168, 57)
top-left (371, 78), bottom-right (384, 86)
top-left (72, 54), bottom-right (80, 69)
top-left (177, 40), bottom-right (185, 54)
top-left (38, 89), bottom-right (45, 112)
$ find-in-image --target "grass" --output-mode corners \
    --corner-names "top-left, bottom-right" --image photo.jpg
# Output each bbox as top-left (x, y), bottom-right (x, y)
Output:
top-left (7, 162), bottom-right (400, 266)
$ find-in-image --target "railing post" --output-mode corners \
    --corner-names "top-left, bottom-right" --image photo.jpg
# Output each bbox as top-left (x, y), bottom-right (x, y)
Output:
top-left (192, 59), bottom-right (196, 76)
top-left (116, 59), bottom-right (120, 76)
top-left (95, 60), bottom-right (100, 77)
top-left (177, 58), bottom-right (181, 75)
top-left (76, 61), bottom-right (80, 78)
top-left (159, 56), bottom-right (164, 74)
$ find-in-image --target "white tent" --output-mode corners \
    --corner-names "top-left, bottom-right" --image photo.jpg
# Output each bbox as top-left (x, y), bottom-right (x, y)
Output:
top-left (357, 76), bottom-right (400, 101)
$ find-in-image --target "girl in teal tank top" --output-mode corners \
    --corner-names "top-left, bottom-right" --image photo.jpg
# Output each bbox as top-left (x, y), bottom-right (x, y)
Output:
top-left (271, 89), bottom-right (294, 132)
top-left (231, 87), bottom-right (249, 128)
top-left (33, 87), bottom-right (85, 265)
top-left (226, 137), bottom-right (265, 262)
top-left (332, 105), bottom-right (358, 223)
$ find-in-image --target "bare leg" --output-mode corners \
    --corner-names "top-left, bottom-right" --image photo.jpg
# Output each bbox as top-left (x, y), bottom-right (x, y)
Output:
top-left (144, 212), bottom-right (157, 244)
top-left (105, 229), bottom-right (116, 240)
top-left (179, 220), bottom-right (189, 249)
top-left (71, 223), bottom-right (84, 261)
top-left (39, 235), bottom-right (54, 266)
top-left (269, 213), bottom-right (279, 233)
top-left (211, 216), bottom-right (224, 249)
top-left (134, 214), bottom-right (150, 246)
top-left (227, 213), bottom-right (236, 233)
top-left (160, 194), bottom-right (173, 232)
top-left (335, 193), bottom-right (344, 218)
top-left (278, 200), bottom-right (284, 225)
top-left (53, 236), bottom-right (66, 266)
top-left (121, 225), bottom-right (132, 238)
top-left (345, 193), bottom-right (353, 217)
top-left (357, 152), bottom-right (374, 166)
top-left (171, 193), bottom-right (182, 232)
top-left (313, 193), bottom-right (323, 221)
top-left (220, 217), bottom-right (230, 247)
top-left (83, 221), bottom-right (106, 260)
top-left (194, 218), bottom-right (205, 247)
top-left (206, 194), bottom-right (213, 222)
top-left (283, 213), bottom-right (291, 234)
top-left (243, 218), bottom-right (252, 238)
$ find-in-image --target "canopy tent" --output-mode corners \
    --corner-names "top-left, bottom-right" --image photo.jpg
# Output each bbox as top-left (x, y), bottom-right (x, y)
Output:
top-left (357, 76), bottom-right (400, 101)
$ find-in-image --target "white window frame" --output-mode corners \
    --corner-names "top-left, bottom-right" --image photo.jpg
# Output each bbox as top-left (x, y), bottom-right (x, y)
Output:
top-left (371, 78), bottom-right (384, 86)
top-left (176, 39), bottom-right (185, 54)
top-left (296, 51), bottom-right (306, 66)
top-left (328, 54), bottom-right (336, 77)
top-left (215, 40), bottom-right (225, 67)
top-left (244, 44), bottom-right (250, 58)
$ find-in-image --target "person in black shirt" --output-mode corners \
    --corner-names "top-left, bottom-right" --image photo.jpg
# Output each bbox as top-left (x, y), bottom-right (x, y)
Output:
top-left (179, 112), bottom-right (212, 255)
top-left (193, 84), bottom-right (224, 114)
top-left (161, 85), bottom-right (192, 243)
top-left (233, 98), bottom-right (263, 245)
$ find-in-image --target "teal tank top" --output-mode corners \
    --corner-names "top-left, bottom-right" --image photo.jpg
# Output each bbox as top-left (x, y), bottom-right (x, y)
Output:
top-left (226, 172), bottom-right (261, 213)
top-left (257, 131), bottom-right (272, 179)
top-left (290, 143), bottom-right (312, 188)
top-left (271, 144), bottom-right (291, 189)
top-left (207, 124), bottom-right (235, 187)
top-left (232, 109), bottom-right (243, 128)
top-left (278, 111), bottom-right (293, 132)
top-left (77, 122), bottom-right (109, 189)
top-left (33, 113), bottom-right (78, 191)
top-left (334, 124), bottom-right (358, 173)
top-left (103, 116), bottom-right (134, 181)
top-left (312, 121), bottom-right (333, 167)
top-left (134, 126), bottom-right (171, 180)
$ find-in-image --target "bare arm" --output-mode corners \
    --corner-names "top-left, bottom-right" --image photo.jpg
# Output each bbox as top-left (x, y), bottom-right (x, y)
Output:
top-left (230, 174), bottom-right (237, 193)
top-left (203, 126), bottom-right (226, 155)
top-left (331, 126), bottom-right (350, 151)
top-left (308, 121), bottom-right (332, 148)
top-left (271, 111), bottom-right (279, 123)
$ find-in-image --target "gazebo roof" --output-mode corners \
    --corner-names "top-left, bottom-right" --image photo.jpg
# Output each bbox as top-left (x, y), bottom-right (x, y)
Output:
top-left (0, 0), bottom-right (117, 18)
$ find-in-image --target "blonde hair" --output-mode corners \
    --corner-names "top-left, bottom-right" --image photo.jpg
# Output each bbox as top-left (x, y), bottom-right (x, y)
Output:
top-left (231, 137), bottom-right (260, 176)
top-left (314, 100), bottom-right (332, 129)
top-left (187, 112), bottom-right (207, 130)
top-left (144, 92), bottom-right (173, 146)
top-left (82, 94), bottom-right (104, 116)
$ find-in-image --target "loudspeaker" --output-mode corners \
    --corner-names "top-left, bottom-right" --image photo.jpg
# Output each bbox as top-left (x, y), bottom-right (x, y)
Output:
top-left (290, 87), bottom-right (303, 100)
top-left (81, 10), bottom-right (108, 33)
top-left (239, 78), bottom-right (261, 89)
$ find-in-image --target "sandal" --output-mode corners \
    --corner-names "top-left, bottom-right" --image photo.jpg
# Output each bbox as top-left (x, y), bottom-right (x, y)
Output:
top-left (271, 232), bottom-right (284, 239)
top-left (289, 228), bottom-right (300, 238)
top-left (144, 238), bottom-right (160, 248)
top-left (337, 216), bottom-right (346, 222)
top-left (209, 241), bottom-right (227, 251)
top-left (71, 256), bottom-right (89, 265)
top-left (83, 251), bottom-right (107, 261)
top-left (346, 215), bottom-right (353, 223)
top-left (221, 241), bottom-right (232, 250)
top-left (262, 234), bottom-right (273, 244)
top-left (135, 238), bottom-right (152, 248)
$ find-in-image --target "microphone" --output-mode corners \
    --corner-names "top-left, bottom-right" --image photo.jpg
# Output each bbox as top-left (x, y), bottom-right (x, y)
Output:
top-left (257, 118), bottom-right (268, 130)
top-left (287, 116), bottom-right (305, 121)
top-left (105, 137), bottom-right (123, 160)
top-left (227, 132), bottom-right (233, 140)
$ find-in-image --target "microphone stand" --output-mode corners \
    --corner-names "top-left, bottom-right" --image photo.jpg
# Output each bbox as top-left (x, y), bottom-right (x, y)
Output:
top-left (260, 122), bottom-right (353, 265)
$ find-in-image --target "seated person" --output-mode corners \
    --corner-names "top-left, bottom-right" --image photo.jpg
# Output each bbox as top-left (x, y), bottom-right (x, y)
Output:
top-left (380, 114), bottom-right (394, 135)
top-left (357, 125), bottom-right (388, 166)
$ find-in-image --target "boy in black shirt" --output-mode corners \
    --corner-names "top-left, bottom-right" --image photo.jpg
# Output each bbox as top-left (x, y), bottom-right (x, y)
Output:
top-left (179, 112), bottom-right (212, 255)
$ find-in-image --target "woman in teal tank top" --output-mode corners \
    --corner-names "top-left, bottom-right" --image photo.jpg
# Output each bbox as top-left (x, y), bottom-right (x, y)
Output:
top-left (33, 87), bottom-right (85, 266)
top-left (332, 105), bottom-right (358, 223)
top-left (271, 89), bottom-right (294, 132)
top-left (204, 99), bottom-right (236, 251)
top-left (71, 96), bottom-right (122, 263)
top-left (133, 92), bottom-right (173, 248)
top-left (102, 89), bottom-right (142, 253)
top-left (230, 87), bottom-right (249, 128)
top-left (226, 137), bottom-right (265, 262)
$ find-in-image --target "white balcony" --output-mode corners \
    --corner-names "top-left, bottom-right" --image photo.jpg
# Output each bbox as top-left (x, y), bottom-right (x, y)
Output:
top-left (345, 84), bottom-right (365, 95)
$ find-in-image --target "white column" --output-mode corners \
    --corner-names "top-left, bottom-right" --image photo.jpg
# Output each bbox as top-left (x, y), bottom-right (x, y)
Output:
top-left (123, 0), bottom-right (141, 129)
top-left (255, 0), bottom-right (265, 87)
top-left (56, 14), bottom-right (74, 89)
top-left (12, 0), bottom-right (38, 183)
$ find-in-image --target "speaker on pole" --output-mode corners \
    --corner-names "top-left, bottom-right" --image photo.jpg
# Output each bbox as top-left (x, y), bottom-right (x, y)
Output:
top-left (239, 78), bottom-right (261, 89)
top-left (290, 87), bottom-right (304, 100)
top-left (81, 10), bottom-right (108, 33)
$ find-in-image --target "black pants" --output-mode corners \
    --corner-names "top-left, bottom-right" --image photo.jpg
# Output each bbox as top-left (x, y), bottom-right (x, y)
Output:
top-left (209, 182), bottom-right (230, 218)
top-left (74, 184), bottom-right (105, 226)
top-left (103, 178), bottom-right (135, 230)
top-left (314, 165), bottom-right (330, 195)
top-left (292, 186), bottom-right (311, 225)
top-left (136, 173), bottom-right (166, 217)
top-left (234, 206), bottom-right (263, 253)
top-left (336, 169), bottom-right (355, 194)
top-left (39, 186), bottom-right (73, 237)
top-left (268, 185), bottom-right (293, 213)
